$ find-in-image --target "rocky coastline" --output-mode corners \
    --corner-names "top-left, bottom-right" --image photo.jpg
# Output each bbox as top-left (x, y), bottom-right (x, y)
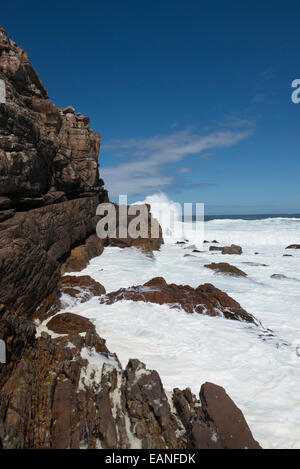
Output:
top-left (0, 27), bottom-right (261, 449)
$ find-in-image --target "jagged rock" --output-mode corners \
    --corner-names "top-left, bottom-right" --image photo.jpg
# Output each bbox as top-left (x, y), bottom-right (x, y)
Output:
top-left (271, 274), bottom-right (288, 279)
top-left (62, 234), bottom-right (105, 273)
top-left (286, 244), bottom-right (300, 249)
top-left (271, 274), bottom-right (299, 281)
top-left (0, 309), bottom-right (261, 449)
top-left (46, 312), bottom-right (95, 334)
top-left (0, 26), bottom-right (108, 316)
top-left (0, 209), bottom-right (14, 221)
top-left (242, 262), bottom-right (268, 267)
top-left (101, 203), bottom-right (163, 253)
top-left (209, 244), bottom-right (243, 255)
top-left (0, 26), bottom-right (105, 200)
top-left (222, 244), bottom-right (243, 255)
top-left (0, 196), bottom-right (12, 210)
top-left (204, 262), bottom-right (247, 277)
top-left (58, 274), bottom-right (106, 300)
top-left (99, 277), bottom-right (256, 323)
top-left (0, 198), bottom-right (103, 316)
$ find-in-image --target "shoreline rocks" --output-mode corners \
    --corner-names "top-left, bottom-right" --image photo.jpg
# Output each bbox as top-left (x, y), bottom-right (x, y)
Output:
top-left (0, 307), bottom-right (261, 449)
top-left (209, 244), bottom-right (243, 255)
top-left (204, 262), bottom-right (247, 277)
top-left (99, 276), bottom-right (256, 323)
top-left (0, 26), bottom-right (261, 450)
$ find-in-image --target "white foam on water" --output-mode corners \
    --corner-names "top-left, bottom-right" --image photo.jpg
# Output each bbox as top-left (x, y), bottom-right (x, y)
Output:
top-left (62, 193), bottom-right (300, 449)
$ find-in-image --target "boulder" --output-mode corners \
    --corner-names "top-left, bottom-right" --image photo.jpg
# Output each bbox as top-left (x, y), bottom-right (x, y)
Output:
top-left (101, 203), bottom-right (163, 253)
top-left (46, 312), bottom-right (95, 334)
top-left (100, 277), bottom-right (256, 323)
top-left (286, 244), bottom-right (300, 249)
top-left (209, 245), bottom-right (223, 251)
top-left (204, 262), bottom-right (247, 277)
top-left (58, 275), bottom-right (106, 300)
top-left (222, 244), bottom-right (242, 255)
top-left (62, 235), bottom-right (105, 273)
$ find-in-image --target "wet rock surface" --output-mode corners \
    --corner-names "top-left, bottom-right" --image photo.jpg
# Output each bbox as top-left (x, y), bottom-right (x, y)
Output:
top-left (58, 274), bottom-right (106, 300)
top-left (46, 312), bottom-right (96, 334)
top-left (99, 276), bottom-right (256, 323)
top-left (0, 27), bottom-right (261, 450)
top-left (0, 26), bottom-right (107, 316)
top-left (0, 308), bottom-right (261, 449)
top-left (204, 262), bottom-right (247, 277)
top-left (100, 203), bottom-right (163, 253)
top-left (209, 244), bottom-right (243, 254)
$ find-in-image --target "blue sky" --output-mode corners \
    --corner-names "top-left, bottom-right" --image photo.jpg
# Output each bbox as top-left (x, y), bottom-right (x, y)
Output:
top-left (2, 0), bottom-right (300, 214)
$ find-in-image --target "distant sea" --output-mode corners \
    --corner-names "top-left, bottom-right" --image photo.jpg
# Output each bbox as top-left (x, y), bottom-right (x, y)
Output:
top-left (183, 213), bottom-right (300, 222)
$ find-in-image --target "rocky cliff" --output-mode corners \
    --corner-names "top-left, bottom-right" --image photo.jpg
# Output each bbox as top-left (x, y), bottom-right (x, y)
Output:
top-left (0, 27), bottom-right (261, 449)
top-left (0, 26), bottom-right (108, 316)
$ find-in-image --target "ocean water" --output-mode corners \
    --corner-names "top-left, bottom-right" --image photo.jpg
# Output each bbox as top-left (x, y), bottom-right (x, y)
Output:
top-left (56, 194), bottom-right (300, 449)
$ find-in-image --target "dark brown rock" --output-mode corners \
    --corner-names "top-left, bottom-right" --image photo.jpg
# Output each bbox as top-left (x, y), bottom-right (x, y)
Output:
top-left (286, 244), bottom-right (300, 249)
top-left (62, 234), bottom-right (105, 273)
top-left (0, 308), bottom-right (261, 449)
top-left (46, 312), bottom-right (95, 334)
top-left (0, 25), bottom-right (104, 200)
top-left (204, 262), bottom-right (247, 277)
top-left (0, 26), bottom-right (107, 316)
top-left (209, 245), bottom-right (223, 251)
top-left (58, 274), bottom-right (105, 300)
top-left (101, 203), bottom-right (163, 253)
top-left (0, 197), bottom-right (104, 316)
top-left (222, 244), bottom-right (243, 255)
top-left (198, 382), bottom-right (261, 449)
top-left (210, 245), bottom-right (242, 254)
top-left (100, 276), bottom-right (256, 323)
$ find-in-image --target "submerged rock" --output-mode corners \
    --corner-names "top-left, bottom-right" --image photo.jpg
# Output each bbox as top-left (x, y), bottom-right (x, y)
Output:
top-left (271, 274), bottom-right (299, 281)
top-left (204, 262), bottom-right (247, 277)
top-left (209, 245), bottom-right (224, 252)
top-left (99, 276), bottom-right (256, 323)
top-left (209, 244), bottom-right (242, 254)
top-left (222, 244), bottom-right (243, 255)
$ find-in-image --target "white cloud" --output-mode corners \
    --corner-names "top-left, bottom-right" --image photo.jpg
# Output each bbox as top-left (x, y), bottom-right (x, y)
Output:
top-left (101, 126), bottom-right (253, 197)
top-left (178, 167), bottom-right (190, 173)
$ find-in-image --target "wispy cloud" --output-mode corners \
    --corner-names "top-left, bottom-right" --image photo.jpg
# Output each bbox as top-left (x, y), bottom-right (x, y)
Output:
top-left (101, 125), bottom-right (253, 197)
top-left (178, 167), bottom-right (190, 173)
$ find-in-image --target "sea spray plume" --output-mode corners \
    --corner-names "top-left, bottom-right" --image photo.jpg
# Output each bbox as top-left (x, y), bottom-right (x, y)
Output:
top-left (134, 193), bottom-right (204, 243)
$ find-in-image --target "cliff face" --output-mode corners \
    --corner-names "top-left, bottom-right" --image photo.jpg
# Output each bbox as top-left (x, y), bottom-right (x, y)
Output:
top-left (0, 26), bottom-right (103, 201)
top-left (0, 26), bottom-right (107, 315)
